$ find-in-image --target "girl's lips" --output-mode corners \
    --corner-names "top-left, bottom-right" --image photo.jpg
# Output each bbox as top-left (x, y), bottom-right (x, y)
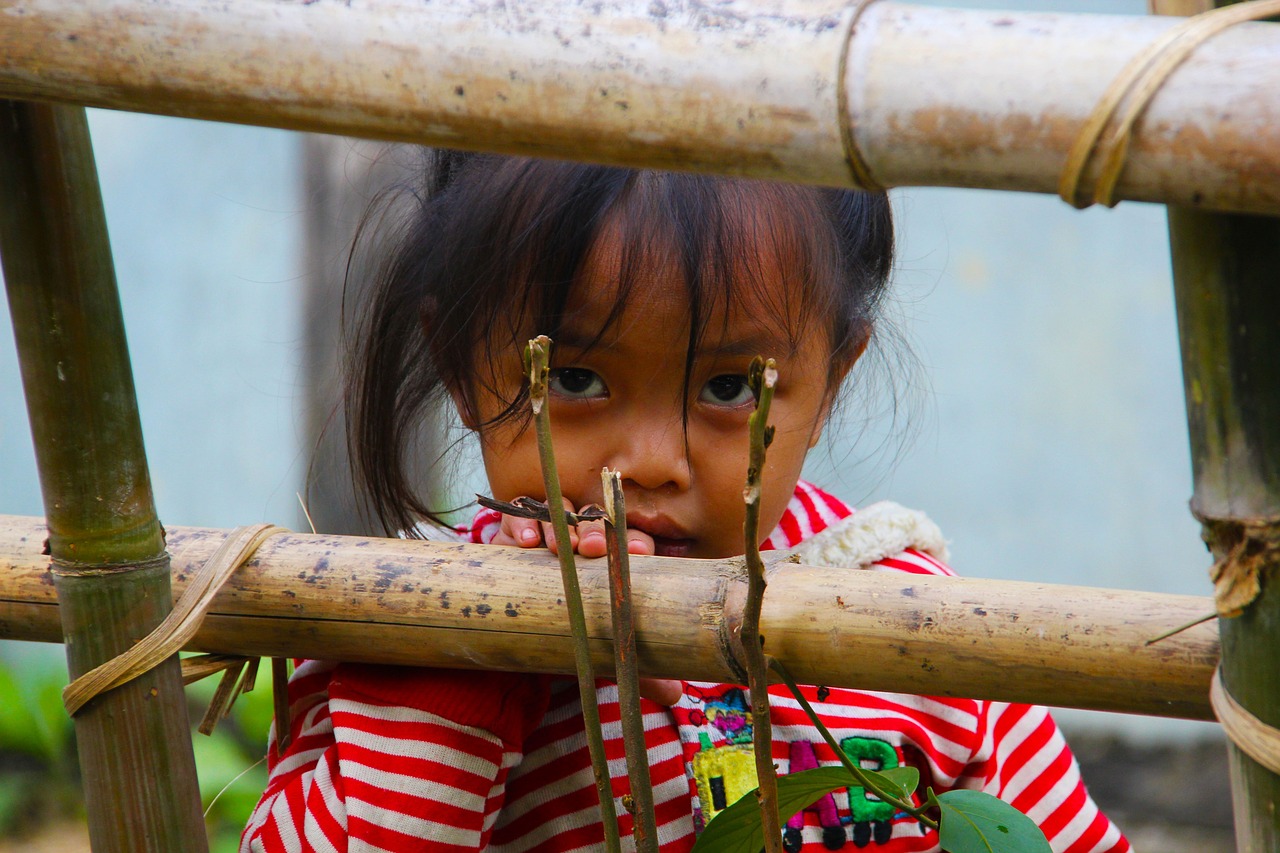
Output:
top-left (627, 514), bottom-right (694, 557)
top-left (652, 537), bottom-right (694, 558)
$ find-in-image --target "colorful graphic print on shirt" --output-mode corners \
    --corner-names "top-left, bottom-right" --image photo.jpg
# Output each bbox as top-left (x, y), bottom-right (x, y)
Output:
top-left (673, 684), bottom-right (936, 850)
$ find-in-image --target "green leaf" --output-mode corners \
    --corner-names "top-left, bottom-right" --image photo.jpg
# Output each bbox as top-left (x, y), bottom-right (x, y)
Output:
top-left (692, 765), bottom-right (920, 853)
top-left (873, 766), bottom-right (919, 801)
top-left (937, 790), bottom-right (1051, 853)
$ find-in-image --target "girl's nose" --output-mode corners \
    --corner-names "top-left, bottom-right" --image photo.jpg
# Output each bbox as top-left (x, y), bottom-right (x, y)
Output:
top-left (613, 416), bottom-right (692, 492)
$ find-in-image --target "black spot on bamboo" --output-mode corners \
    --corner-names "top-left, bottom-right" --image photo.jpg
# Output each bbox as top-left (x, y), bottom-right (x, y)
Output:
top-left (505, 603), bottom-right (519, 617)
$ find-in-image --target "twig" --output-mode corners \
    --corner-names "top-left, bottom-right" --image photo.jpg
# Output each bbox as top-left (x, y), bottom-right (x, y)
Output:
top-left (742, 356), bottom-right (783, 853)
top-left (602, 468), bottom-right (659, 853)
top-left (526, 336), bottom-right (622, 853)
top-left (768, 657), bottom-right (938, 830)
top-left (476, 493), bottom-right (606, 525)
top-left (1145, 611), bottom-right (1216, 646)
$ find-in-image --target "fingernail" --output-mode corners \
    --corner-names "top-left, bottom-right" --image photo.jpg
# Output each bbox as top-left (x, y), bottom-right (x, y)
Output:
top-left (520, 528), bottom-right (538, 544)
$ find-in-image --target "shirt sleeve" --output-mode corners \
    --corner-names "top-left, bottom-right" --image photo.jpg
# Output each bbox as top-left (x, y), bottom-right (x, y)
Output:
top-left (240, 661), bottom-right (552, 853)
top-left (955, 700), bottom-right (1130, 853)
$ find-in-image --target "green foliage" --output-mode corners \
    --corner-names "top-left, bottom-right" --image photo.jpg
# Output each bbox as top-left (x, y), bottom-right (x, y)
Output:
top-left (691, 762), bottom-right (1054, 853)
top-left (691, 766), bottom-right (918, 853)
top-left (0, 647), bottom-right (80, 837)
top-left (934, 789), bottom-right (1053, 853)
top-left (0, 649), bottom-right (274, 851)
top-left (183, 657), bottom-right (275, 853)
top-left (0, 653), bottom-right (73, 766)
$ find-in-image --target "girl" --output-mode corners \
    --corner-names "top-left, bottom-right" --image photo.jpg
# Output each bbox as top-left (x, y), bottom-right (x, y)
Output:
top-left (242, 153), bottom-right (1128, 853)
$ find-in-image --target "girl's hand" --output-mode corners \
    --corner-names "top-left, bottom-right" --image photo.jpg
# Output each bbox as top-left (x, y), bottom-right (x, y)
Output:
top-left (492, 497), bottom-right (656, 559)
top-left (489, 499), bottom-right (682, 705)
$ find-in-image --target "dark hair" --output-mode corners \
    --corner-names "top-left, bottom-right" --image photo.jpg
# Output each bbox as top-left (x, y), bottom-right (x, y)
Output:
top-left (347, 151), bottom-right (894, 535)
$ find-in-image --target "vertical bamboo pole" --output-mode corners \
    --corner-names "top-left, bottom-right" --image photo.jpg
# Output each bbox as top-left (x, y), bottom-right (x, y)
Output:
top-left (0, 101), bottom-right (208, 852)
top-left (1168, 207), bottom-right (1280, 849)
top-left (1153, 4), bottom-right (1280, 846)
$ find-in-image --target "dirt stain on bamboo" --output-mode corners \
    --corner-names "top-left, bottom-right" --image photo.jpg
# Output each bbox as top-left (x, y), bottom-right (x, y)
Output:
top-left (373, 562), bottom-right (409, 592)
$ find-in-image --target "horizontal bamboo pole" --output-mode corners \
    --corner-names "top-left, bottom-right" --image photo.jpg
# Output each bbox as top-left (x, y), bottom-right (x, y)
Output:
top-left (0, 515), bottom-right (1219, 719)
top-left (1, 1), bottom-right (1279, 214)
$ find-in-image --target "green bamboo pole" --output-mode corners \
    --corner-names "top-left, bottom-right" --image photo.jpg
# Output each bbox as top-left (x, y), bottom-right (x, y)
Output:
top-left (0, 101), bottom-right (208, 852)
top-left (1151, 3), bottom-right (1280, 848)
top-left (1168, 207), bottom-right (1280, 850)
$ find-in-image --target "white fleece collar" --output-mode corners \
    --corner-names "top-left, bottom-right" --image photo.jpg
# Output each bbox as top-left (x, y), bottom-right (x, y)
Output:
top-left (790, 501), bottom-right (950, 570)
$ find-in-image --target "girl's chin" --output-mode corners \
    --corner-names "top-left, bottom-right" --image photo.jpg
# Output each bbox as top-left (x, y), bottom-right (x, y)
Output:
top-left (652, 538), bottom-right (695, 558)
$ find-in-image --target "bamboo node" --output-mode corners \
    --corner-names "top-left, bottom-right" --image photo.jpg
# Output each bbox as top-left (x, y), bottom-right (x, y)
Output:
top-left (1198, 515), bottom-right (1280, 617)
top-left (837, 0), bottom-right (887, 192)
top-left (1210, 667), bottom-right (1280, 776)
top-left (50, 553), bottom-right (170, 576)
top-left (61, 524), bottom-right (290, 719)
top-left (1059, 0), bottom-right (1280, 209)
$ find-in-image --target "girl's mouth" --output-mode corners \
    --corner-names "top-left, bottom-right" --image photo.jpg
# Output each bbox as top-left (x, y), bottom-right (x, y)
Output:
top-left (651, 537), bottom-right (695, 558)
top-left (627, 514), bottom-right (694, 558)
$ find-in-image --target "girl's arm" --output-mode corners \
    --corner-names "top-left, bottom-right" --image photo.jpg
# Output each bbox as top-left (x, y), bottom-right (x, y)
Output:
top-left (241, 661), bottom-right (552, 852)
top-left (957, 700), bottom-right (1129, 853)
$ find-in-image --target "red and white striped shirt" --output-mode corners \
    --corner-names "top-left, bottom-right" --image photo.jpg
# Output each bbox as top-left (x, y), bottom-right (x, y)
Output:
top-left (242, 482), bottom-right (1127, 853)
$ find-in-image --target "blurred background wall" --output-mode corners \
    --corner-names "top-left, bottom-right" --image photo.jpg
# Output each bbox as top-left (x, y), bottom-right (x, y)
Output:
top-left (0, 0), bottom-right (1235, 848)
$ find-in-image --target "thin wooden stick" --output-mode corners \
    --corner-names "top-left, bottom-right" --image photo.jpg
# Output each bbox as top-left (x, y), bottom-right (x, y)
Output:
top-left (602, 468), bottom-right (658, 853)
top-left (742, 356), bottom-right (782, 853)
top-left (526, 337), bottom-right (621, 853)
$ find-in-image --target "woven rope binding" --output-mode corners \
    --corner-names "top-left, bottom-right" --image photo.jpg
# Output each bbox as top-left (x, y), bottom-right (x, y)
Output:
top-left (62, 524), bottom-right (292, 746)
top-left (1059, 0), bottom-right (1280, 209)
top-left (1210, 667), bottom-right (1280, 776)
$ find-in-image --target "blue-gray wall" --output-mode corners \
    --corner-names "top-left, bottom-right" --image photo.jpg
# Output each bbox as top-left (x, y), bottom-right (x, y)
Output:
top-left (1, 110), bottom-right (303, 529)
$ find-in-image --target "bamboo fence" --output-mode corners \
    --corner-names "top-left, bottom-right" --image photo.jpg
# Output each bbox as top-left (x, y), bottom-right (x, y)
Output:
top-left (3, 0), bottom-right (1280, 848)
top-left (0, 515), bottom-right (1220, 720)
top-left (2, 0), bottom-right (1280, 214)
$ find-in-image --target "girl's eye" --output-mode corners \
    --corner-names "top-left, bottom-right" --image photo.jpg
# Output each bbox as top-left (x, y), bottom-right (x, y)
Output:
top-left (700, 374), bottom-right (754, 407)
top-left (548, 367), bottom-right (606, 399)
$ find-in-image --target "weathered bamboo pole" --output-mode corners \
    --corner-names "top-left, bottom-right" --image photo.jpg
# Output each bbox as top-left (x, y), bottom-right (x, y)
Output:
top-left (1168, 208), bottom-right (1280, 851)
top-left (2, 0), bottom-right (1280, 214)
top-left (0, 515), bottom-right (1221, 720)
top-left (0, 104), bottom-right (207, 852)
top-left (1153, 0), bottom-right (1280, 843)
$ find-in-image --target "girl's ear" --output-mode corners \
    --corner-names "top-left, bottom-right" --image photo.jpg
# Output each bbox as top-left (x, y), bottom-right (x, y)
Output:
top-left (807, 333), bottom-right (870, 449)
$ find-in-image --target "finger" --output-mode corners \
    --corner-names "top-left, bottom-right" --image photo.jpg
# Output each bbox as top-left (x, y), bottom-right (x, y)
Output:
top-left (499, 513), bottom-right (544, 548)
top-left (542, 497), bottom-right (579, 555)
top-left (625, 528), bottom-right (655, 556)
top-left (639, 678), bottom-right (683, 706)
top-left (575, 518), bottom-right (608, 558)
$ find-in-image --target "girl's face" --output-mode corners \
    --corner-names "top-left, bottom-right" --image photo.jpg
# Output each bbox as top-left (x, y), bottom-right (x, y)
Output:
top-left (463, 229), bottom-right (856, 560)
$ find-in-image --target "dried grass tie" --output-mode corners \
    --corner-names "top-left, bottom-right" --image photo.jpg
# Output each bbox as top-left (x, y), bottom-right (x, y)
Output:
top-left (62, 524), bottom-right (291, 746)
top-left (1060, 0), bottom-right (1280, 208)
